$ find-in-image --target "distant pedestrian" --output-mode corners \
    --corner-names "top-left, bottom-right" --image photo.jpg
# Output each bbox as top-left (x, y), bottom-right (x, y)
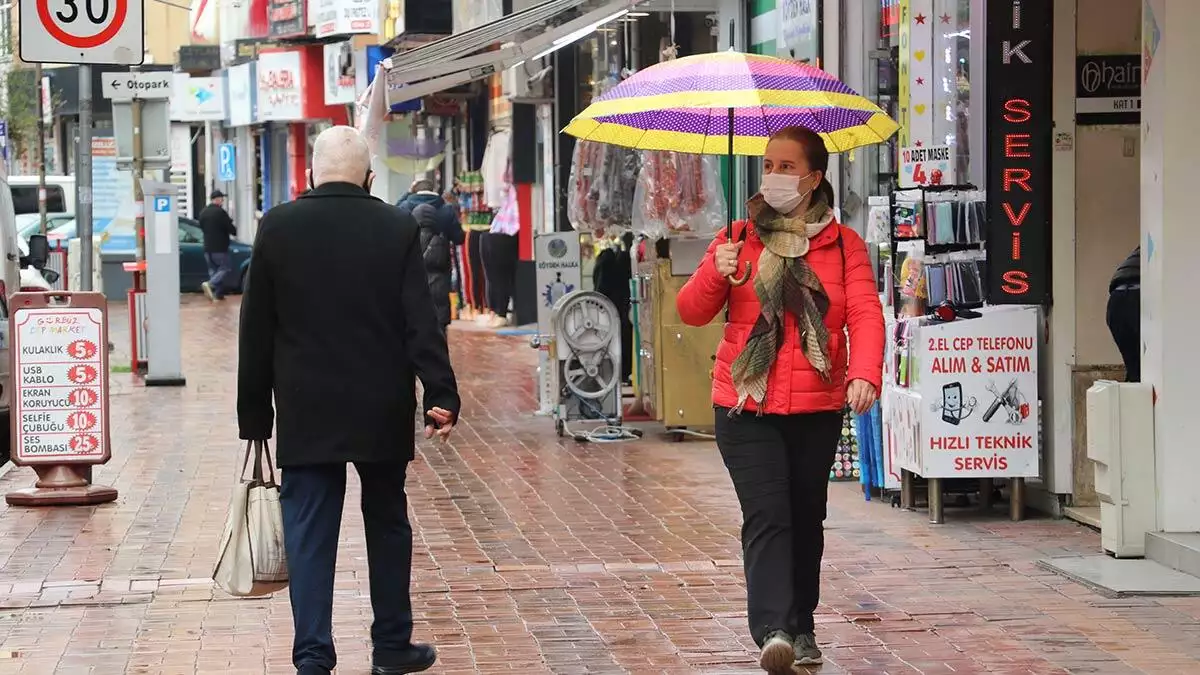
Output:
top-left (411, 203), bottom-right (452, 332)
top-left (238, 126), bottom-right (460, 675)
top-left (198, 189), bottom-right (237, 301)
top-left (397, 179), bottom-right (465, 248)
top-left (1107, 246), bottom-right (1141, 382)
top-left (676, 126), bottom-right (884, 672)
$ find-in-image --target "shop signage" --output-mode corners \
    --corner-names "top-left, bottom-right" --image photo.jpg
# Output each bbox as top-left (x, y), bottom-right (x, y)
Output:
top-left (314, 0), bottom-right (377, 38)
top-left (323, 41), bottom-right (357, 105)
top-left (268, 0), bottom-right (307, 38)
top-left (1076, 54), bottom-right (1140, 125)
top-left (177, 45), bottom-right (221, 72)
top-left (899, 144), bottom-right (951, 188)
top-left (917, 307), bottom-right (1040, 478)
top-left (985, 0), bottom-right (1052, 305)
top-left (534, 232), bottom-right (582, 333)
top-left (256, 51), bottom-right (303, 121)
top-left (777, 0), bottom-right (820, 64)
top-left (226, 61), bottom-right (256, 127)
top-left (170, 74), bottom-right (227, 122)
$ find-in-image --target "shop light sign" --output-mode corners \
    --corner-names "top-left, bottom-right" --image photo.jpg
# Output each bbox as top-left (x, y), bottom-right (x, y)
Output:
top-left (985, 0), bottom-right (1052, 305)
top-left (256, 51), bottom-right (303, 121)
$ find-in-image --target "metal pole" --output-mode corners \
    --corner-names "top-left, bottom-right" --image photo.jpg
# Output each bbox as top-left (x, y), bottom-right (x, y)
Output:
top-left (132, 67), bottom-right (145, 290)
top-left (77, 66), bottom-right (93, 292)
top-left (34, 63), bottom-right (46, 234)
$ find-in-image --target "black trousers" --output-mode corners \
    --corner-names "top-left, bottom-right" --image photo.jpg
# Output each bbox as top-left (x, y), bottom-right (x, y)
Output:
top-left (485, 233), bottom-right (519, 315)
top-left (617, 300), bottom-right (633, 381)
top-left (280, 461), bottom-right (414, 671)
top-left (714, 408), bottom-right (842, 645)
top-left (466, 230), bottom-right (488, 311)
top-left (1106, 289), bottom-right (1140, 382)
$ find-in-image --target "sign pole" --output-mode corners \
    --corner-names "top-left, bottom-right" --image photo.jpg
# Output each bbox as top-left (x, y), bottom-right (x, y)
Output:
top-left (34, 63), bottom-right (46, 235)
top-left (132, 66), bottom-right (145, 289)
top-left (77, 66), bottom-right (94, 292)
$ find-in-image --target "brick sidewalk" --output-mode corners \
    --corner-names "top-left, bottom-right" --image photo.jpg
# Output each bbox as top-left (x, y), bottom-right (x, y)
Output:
top-left (0, 297), bottom-right (1197, 674)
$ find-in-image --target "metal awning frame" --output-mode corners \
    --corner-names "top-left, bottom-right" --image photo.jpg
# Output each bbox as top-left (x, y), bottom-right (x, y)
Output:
top-left (385, 0), bottom-right (640, 107)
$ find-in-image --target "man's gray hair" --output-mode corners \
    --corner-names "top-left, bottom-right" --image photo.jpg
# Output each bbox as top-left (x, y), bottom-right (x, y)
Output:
top-left (311, 126), bottom-right (371, 187)
top-left (411, 179), bottom-right (436, 193)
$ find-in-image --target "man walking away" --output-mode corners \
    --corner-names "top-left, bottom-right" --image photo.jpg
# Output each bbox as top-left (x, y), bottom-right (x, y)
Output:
top-left (412, 203), bottom-right (453, 334)
top-left (199, 190), bottom-right (237, 301)
top-left (1107, 246), bottom-right (1141, 382)
top-left (238, 126), bottom-right (460, 675)
top-left (397, 179), bottom-right (465, 248)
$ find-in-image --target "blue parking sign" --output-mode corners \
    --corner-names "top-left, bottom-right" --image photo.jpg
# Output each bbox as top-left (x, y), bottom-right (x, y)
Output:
top-left (154, 196), bottom-right (171, 213)
top-left (218, 143), bottom-right (236, 182)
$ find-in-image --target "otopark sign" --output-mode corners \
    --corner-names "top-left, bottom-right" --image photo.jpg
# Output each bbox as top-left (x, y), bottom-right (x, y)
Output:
top-left (19, 0), bottom-right (145, 65)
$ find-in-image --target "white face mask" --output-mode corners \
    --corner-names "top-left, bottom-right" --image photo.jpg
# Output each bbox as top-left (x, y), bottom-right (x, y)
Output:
top-left (760, 171), bottom-right (814, 214)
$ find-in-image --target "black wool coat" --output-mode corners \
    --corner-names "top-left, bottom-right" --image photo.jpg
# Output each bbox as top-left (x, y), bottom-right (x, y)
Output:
top-left (237, 182), bottom-right (461, 466)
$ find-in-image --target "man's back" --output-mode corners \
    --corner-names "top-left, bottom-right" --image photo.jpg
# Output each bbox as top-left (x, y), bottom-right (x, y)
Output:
top-left (237, 182), bottom-right (459, 467)
top-left (198, 203), bottom-right (235, 253)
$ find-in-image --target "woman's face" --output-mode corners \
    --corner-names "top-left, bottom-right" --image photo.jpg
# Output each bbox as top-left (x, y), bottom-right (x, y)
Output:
top-left (763, 137), bottom-right (823, 188)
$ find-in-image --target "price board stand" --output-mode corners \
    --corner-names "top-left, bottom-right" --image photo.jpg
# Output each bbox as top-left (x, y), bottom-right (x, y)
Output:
top-left (6, 292), bottom-right (117, 507)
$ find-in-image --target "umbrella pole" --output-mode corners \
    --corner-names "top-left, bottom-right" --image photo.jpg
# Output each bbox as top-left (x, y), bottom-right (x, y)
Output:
top-left (726, 108), bottom-right (750, 286)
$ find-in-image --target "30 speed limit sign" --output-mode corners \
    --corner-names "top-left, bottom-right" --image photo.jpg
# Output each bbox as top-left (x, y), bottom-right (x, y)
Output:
top-left (20, 0), bottom-right (144, 65)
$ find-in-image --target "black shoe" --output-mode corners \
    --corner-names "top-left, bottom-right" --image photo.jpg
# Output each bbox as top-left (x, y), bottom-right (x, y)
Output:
top-left (372, 643), bottom-right (437, 674)
top-left (296, 666), bottom-right (331, 675)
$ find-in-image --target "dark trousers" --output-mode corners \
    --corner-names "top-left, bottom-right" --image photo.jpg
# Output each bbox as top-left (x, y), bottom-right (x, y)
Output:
top-left (466, 230), bottom-right (488, 311)
top-left (280, 462), bottom-right (414, 671)
top-left (485, 233), bottom-right (519, 315)
top-left (205, 251), bottom-right (233, 298)
top-left (1106, 289), bottom-right (1140, 382)
top-left (617, 300), bottom-right (633, 381)
top-left (714, 408), bottom-right (842, 645)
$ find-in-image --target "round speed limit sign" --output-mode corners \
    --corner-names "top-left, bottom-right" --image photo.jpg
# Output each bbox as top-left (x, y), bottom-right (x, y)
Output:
top-left (20, 0), bottom-right (143, 65)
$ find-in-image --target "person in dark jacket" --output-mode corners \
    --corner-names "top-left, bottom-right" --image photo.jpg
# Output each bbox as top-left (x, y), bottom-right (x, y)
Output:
top-left (1107, 247), bottom-right (1141, 382)
top-left (592, 231), bottom-right (635, 383)
top-left (397, 180), bottom-right (464, 247)
top-left (198, 189), bottom-right (237, 301)
top-left (238, 127), bottom-right (460, 675)
top-left (411, 203), bottom-right (452, 331)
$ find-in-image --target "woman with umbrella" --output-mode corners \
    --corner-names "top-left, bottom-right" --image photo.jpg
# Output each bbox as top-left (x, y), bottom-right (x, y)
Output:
top-left (566, 52), bottom-right (894, 671)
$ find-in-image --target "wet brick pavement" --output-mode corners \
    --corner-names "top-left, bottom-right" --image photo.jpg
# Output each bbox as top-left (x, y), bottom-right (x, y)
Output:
top-left (0, 298), bottom-right (1197, 674)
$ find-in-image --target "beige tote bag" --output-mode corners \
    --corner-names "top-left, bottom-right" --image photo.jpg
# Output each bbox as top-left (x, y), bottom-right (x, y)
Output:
top-left (213, 441), bottom-right (289, 597)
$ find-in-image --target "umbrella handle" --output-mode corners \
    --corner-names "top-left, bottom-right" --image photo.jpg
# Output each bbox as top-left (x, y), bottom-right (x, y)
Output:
top-left (727, 261), bottom-right (752, 286)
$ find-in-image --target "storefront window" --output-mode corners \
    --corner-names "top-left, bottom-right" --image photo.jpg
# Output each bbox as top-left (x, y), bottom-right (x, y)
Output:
top-left (864, 0), bottom-right (981, 195)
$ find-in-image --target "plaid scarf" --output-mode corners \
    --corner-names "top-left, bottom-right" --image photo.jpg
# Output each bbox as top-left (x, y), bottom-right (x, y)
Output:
top-left (729, 194), bottom-right (835, 416)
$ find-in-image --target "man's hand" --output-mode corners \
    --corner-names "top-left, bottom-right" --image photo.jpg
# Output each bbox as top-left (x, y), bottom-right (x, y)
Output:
top-left (847, 379), bottom-right (878, 416)
top-left (424, 407), bottom-right (456, 442)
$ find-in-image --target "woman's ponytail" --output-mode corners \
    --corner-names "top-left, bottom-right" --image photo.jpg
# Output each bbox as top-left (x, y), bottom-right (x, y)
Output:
top-left (816, 176), bottom-right (836, 208)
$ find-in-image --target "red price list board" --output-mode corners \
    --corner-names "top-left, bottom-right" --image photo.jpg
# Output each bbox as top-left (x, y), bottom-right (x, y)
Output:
top-left (11, 306), bottom-right (109, 465)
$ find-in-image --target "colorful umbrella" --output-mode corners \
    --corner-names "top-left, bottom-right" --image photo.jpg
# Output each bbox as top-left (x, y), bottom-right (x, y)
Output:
top-left (562, 51), bottom-right (898, 284)
top-left (563, 51), bottom-right (898, 155)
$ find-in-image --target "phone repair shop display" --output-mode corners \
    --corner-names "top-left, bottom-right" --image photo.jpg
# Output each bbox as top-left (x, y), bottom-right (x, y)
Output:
top-left (887, 305), bottom-right (1040, 524)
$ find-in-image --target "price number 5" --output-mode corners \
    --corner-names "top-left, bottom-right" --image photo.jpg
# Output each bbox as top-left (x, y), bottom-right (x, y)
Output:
top-left (56, 0), bottom-right (110, 25)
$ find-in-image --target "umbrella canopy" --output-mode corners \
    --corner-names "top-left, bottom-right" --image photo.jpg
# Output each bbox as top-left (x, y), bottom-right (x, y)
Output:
top-left (563, 51), bottom-right (898, 155)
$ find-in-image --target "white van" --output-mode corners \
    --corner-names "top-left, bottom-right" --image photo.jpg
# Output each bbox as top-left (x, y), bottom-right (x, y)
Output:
top-left (0, 174), bottom-right (56, 461)
top-left (7, 175), bottom-right (76, 216)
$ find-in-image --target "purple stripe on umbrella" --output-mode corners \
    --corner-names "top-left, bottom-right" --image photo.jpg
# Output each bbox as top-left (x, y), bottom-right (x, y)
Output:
top-left (589, 107), bottom-right (879, 137)
top-left (596, 73), bottom-right (856, 102)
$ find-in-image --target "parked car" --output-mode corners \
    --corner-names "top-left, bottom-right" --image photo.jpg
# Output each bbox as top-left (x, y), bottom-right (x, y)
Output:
top-left (47, 217), bottom-right (252, 293)
top-left (15, 212), bottom-right (75, 241)
top-left (7, 176), bottom-right (75, 216)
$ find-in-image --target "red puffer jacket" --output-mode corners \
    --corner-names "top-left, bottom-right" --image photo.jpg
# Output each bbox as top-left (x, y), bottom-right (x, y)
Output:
top-left (677, 219), bottom-right (884, 414)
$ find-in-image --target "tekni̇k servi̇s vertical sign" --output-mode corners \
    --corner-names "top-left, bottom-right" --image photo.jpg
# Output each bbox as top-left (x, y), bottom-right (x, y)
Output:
top-left (20, 0), bottom-right (145, 65)
top-left (986, 0), bottom-right (1052, 305)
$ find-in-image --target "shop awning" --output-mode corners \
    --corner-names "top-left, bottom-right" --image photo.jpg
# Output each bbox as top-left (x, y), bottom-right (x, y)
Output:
top-left (385, 0), bottom-right (640, 107)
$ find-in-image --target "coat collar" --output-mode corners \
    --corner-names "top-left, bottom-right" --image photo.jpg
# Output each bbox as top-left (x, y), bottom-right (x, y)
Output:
top-left (302, 182), bottom-right (376, 200)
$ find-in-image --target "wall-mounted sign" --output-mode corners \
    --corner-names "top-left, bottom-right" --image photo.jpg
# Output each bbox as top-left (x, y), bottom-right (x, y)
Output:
top-left (256, 51), bottom-right (303, 120)
top-left (268, 0), bottom-right (307, 38)
top-left (314, 0), bottom-right (377, 38)
top-left (324, 41), bottom-right (357, 105)
top-left (170, 74), bottom-right (227, 121)
top-left (177, 45), bottom-right (221, 72)
top-left (1076, 54), bottom-right (1140, 125)
top-left (899, 145), bottom-right (951, 188)
top-left (777, 0), bottom-right (820, 64)
top-left (985, 0), bottom-right (1052, 305)
top-left (227, 61), bottom-right (256, 127)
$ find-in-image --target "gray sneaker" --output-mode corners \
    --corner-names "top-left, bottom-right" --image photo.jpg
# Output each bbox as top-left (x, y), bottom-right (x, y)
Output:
top-left (759, 631), bottom-right (795, 673)
top-left (794, 632), bottom-right (823, 665)
top-left (201, 281), bottom-right (216, 301)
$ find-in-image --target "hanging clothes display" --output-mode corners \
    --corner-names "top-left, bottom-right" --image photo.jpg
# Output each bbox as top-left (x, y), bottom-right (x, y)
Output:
top-left (480, 128), bottom-right (512, 209)
top-left (631, 151), bottom-right (726, 239)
